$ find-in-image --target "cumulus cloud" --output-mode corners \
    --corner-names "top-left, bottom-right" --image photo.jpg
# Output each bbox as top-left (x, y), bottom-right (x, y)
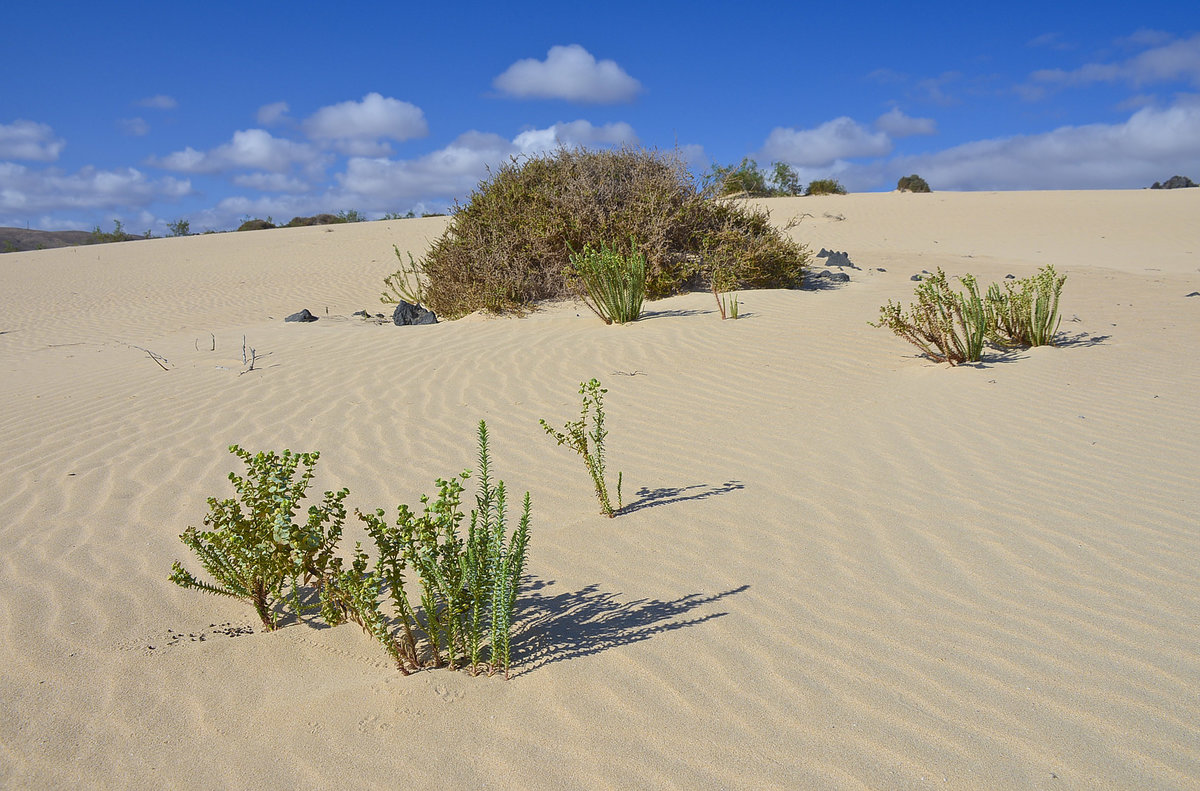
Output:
top-left (1030, 32), bottom-right (1200, 93)
top-left (257, 101), bottom-right (292, 126)
top-left (0, 120), bottom-right (66, 161)
top-left (137, 94), bottom-right (178, 109)
top-left (493, 44), bottom-right (642, 103)
top-left (512, 120), bottom-right (637, 152)
top-left (150, 129), bottom-right (319, 173)
top-left (0, 162), bottom-right (191, 212)
top-left (874, 108), bottom-right (937, 138)
top-left (881, 97), bottom-right (1200, 190)
top-left (333, 120), bottom-right (641, 205)
top-left (303, 93), bottom-right (428, 153)
top-left (231, 172), bottom-right (311, 193)
top-left (760, 117), bottom-right (893, 167)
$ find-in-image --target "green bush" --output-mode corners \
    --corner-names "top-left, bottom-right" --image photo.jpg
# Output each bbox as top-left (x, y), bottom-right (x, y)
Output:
top-left (236, 218), bottom-right (276, 232)
top-left (805, 179), bottom-right (847, 196)
top-left (169, 446), bottom-right (348, 630)
top-left (403, 146), bottom-right (809, 318)
top-left (167, 219), bottom-right (190, 237)
top-left (873, 269), bottom-right (988, 365)
top-left (566, 239), bottom-right (646, 324)
top-left (897, 174), bottom-right (932, 193)
top-left (986, 265), bottom-right (1065, 347)
top-left (353, 421), bottom-right (530, 677)
top-left (171, 423), bottom-right (531, 678)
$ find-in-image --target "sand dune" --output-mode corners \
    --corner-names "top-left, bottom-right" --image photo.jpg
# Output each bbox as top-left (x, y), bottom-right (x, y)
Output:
top-left (1, 190), bottom-right (1198, 789)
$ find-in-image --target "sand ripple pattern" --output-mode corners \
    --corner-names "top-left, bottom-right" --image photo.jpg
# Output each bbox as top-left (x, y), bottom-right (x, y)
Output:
top-left (2, 205), bottom-right (1200, 788)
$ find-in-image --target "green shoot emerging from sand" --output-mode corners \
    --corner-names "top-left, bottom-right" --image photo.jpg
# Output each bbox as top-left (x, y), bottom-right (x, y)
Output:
top-left (169, 446), bottom-right (348, 630)
top-left (541, 379), bottom-right (623, 517)
top-left (873, 269), bottom-right (988, 365)
top-left (351, 421), bottom-right (531, 677)
top-left (713, 284), bottom-right (741, 320)
top-left (986, 265), bottom-right (1066, 348)
top-left (567, 239), bottom-right (646, 325)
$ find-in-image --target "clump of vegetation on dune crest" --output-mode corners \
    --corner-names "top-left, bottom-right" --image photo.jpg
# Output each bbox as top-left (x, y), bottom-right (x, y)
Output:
top-left (388, 146), bottom-right (810, 319)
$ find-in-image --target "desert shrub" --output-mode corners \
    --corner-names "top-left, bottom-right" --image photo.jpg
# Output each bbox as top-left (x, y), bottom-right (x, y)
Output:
top-left (90, 219), bottom-right (136, 243)
top-left (336, 209), bottom-right (366, 223)
top-left (541, 379), bottom-right (623, 517)
top-left (169, 446), bottom-right (348, 630)
top-left (873, 269), bottom-right (988, 365)
top-left (897, 174), bottom-right (932, 193)
top-left (352, 421), bottom-right (530, 677)
top-left (172, 424), bottom-right (531, 679)
top-left (404, 146), bottom-right (809, 318)
top-left (770, 161), bottom-right (803, 196)
top-left (986, 265), bottom-right (1065, 347)
top-left (566, 239), bottom-right (646, 324)
top-left (805, 179), bottom-right (847, 196)
top-left (237, 218), bottom-right (276, 232)
top-left (285, 214), bottom-right (341, 227)
top-left (167, 219), bottom-right (190, 237)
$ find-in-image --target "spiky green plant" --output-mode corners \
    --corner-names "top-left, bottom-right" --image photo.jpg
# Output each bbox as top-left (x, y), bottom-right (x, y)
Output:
top-left (873, 269), bottom-right (989, 365)
top-left (566, 239), bottom-right (646, 325)
top-left (169, 446), bottom-right (348, 630)
top-left (540, 379), bottom-right (623, 517)
top-left (986, 265), bottom-right (1066, 347)
top-left (354, 421), bottom-right (531, 676)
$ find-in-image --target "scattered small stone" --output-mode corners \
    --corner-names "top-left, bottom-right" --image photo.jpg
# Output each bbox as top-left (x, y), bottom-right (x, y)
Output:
top-left (875, 267), bottom-right (886, 272)
top-left (392, 301), bottom-right (437, 326)
top-left (811, 269), bottom-right (850, 283)
top-left (1187, 292), bottom-right (1200, 297)
top-left (910, 274), bottom-right (923, 281)
top-left (1005, 274), bottom-right (1016, 279)
top-left (352, 309), bottom-right (369, 317)
top-left (285, 308), bottom-right (318, 322)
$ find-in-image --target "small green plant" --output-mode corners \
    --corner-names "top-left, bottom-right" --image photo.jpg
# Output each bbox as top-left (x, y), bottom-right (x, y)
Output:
top-left (167, 219), bottom-right (190, 237)
top-left (336, 209), bottom-right (367, 223)
top-left (712, 284), bottom-right (740, 319)
top-left (805, 179), bottom-right (847, 196)
top-left (897, 174), bottom-right (932, 193)
top-left (986, 265), bottom-right (1066, 347)
top-left (381, 246), bottom-right (427, 306)
top-left (169, 446), bottom-right (349, 630)
top-left (352, 421), bottom-right (531, 677)
top-left (540, 379), bottom-right (623, 517)
top-left (566, 239), bottom-right (646, 324)
top-left (236, 218), bottom-right (275, 232)
top-left (873, 269), bottom-right (988, 365)
top-left (90, 219), bottom-right (135, 244)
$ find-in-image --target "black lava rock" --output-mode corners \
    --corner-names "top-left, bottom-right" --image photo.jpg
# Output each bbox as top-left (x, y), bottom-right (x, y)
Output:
top-left (285, 309), bottom-right (318, 322)
top-left (392, 301), bottom-right (438, 326)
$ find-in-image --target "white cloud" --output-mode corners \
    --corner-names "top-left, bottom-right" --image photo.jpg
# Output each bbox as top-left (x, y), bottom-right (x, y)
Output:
top-left (137, 94), bottom-right (178, 109)
top-left (760, 117), bottom-right (893, 167)
top-left (150, 129), bottom-right (320, 173)
top-left (303, 93), bottom-right (428, 152)
top-left (874, 108), bottom-right (936, 138)
top-left (0, 162), bottom-right (191, 212)
top-left (512, 120), bottom-right (638, 152)
top-left (0, 120), bottom-right (66, 161)
top-left (119, 117), bottom-right (150, 136)
top-left (493, 44), bottom-right (642, 103)
top-left (333, 120), bottom-right (641, 205)
top-left (257, 101), bottom-right (292, 126)
top-left (1030, 32), bottom-right (1200, 92)
top-left (882, 97), bottom-right (1200, 190)
top-left (232, 172), bottom-right (311, 193)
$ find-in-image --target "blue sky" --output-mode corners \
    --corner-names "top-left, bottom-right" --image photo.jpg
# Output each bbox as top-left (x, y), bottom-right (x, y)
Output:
top-left (2, 1), bottom-right (1197, 233)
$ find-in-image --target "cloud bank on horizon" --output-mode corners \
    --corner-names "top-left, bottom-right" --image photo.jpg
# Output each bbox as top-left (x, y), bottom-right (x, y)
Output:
top-left (1, 9), bottom-right (1198, 234)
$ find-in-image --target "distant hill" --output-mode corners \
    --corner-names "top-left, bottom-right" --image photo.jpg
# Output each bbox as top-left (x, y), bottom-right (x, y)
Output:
top-left (0, 227), bottom-right (100, 253)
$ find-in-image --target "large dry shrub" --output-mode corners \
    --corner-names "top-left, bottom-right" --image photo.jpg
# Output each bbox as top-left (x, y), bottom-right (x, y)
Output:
top-left (411, 147), bottom-right (809, 318)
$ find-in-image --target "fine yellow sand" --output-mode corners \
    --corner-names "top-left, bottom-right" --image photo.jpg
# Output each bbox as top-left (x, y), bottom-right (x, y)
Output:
top-left (1, 190), bottom-right (1198, 789)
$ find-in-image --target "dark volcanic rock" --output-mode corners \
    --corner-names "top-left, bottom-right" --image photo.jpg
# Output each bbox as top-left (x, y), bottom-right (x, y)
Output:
top-left (285, 309), bottom-right (318, 322)
top-left (1151, 175), bottom-right (1197, 189)
top-left (392, 301), bottom-right (438, 326)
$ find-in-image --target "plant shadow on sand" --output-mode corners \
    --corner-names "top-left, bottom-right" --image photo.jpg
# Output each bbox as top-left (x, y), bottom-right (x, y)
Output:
top-left (639, 307), bottom-right (713, 320)
top-left (511, 580), bottom-right (749, 676)
top-left (621, 481), bottom-right (745, 513)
